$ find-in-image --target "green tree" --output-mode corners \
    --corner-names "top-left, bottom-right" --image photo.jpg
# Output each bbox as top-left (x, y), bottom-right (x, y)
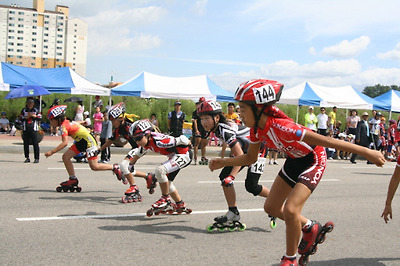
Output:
top-left (362, 84), bottom-right (400, 98)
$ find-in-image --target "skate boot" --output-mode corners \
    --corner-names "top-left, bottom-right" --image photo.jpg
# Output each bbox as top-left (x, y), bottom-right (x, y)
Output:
top-left (145, 172), bottom-right (157, 194)
top-left (146, 195), bottom-right (172, 217)
top-left (199, 157), bottom-right (209, 165)
top-left (206, 210), bottom-right (246, 232)
top-left (56, 178), bottom-right (82, 192)
top-left (280, 256), bottom-right (298, 266)
top-left (121, 185), bottom-right (142, 203)
top-left (269, 215), bottom-right (277, 229)
top-left (173, 201), bottom-right (193, 215)
top-left (113, 163), bottom-right (128, 184)
top-left (298, 220), bottom-right (334, 265)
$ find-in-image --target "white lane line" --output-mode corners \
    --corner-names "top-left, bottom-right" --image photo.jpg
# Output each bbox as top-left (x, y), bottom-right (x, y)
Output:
top-left (198, 179), bottom-right (340, 184)
top-left (48, 165), bottom-right (156, 170)
top-left (16, 208), bottom-right (264, 222)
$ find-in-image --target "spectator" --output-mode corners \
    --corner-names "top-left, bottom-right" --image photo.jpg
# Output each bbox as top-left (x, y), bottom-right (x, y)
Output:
top-left (168, 101), bottom-right (186, 137)
top-left (192, 97), bottom-right (208, 164)
top-left (21, 97), bottom-right (42, 163)
top-left (387, 119), bottom-right (397, 161)
top-left (74, 101), bottom-right (84, 122)
top-left (224, 102), bottom-right (241, 125)
top-left (332, 121), bottom-right (342, 138)
top-left (92, 95), bottom-right (104, 110)
top-left (92, 106), bottom-right (103, 141)
top-left (83, 111), bottom-right (91, 129)
top-left (50, 98), bottom-right (60, 136)
top-left (0, 111), bottom-right (10, 133)
top-left (316, 107), bottom-right (329, 136)
top-left (350, 112), bottom-right (370, 164)
top-left (328, 106), bottom-right (337, 136)
top-left (99, 110), bottom-right (112, 163)
top-left (369, 111), bottom-right (381, 150)
top-left (304, 106), bottom-right (317, 132)
top-left (346, 109), bottom-right (360, 135)
top-left (149, 113), bottom-right (159, 128)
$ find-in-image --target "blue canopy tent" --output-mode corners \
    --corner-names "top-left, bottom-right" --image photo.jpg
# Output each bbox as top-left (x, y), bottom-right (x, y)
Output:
top-left (279, 82), bottom-right (390, 122)
top-left (374, 90), bottom-right (400, 119)
top-left (111, 72), bottom-right (234, 102)
top-left (0, 62), bottom-right (110, 95)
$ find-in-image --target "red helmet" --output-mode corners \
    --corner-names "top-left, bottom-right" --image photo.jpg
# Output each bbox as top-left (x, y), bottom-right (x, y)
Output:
top-left (129, 119), bottom-right (154, 139)
top-left (197, 100), bottom-right (222, 116)
top-left (47, 105), bottom-right (67, 119)
top-left (234, 79), bottom-right (283, 106)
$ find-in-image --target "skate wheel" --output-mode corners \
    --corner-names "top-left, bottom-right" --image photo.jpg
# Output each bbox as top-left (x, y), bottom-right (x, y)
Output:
top-left (76, 187), bottom-right (82, 192)
top-left (229, 227), bottom-right (236, 232)
top-left (318, 234), bottom-right (326, 244)
top-left (206, 225), bottom-right (214, 232)
top-left (270, 219), bottom-right (277, 229)
top-left (128, 198), bottom-right (134, 203)
top-left (176, 210), bottom-right (182, 214)
top-left (121, 197), bottom-right (128, 203)
top-left (69, 187), bottom-right (75, 192)
top-left (138, 197), bottom-right (143, 202)
top-left (324, 221), bottom-right (334, 232)
top-left (56, 187), bottom-right (62, 192)
top-left (186, 208), bottom-right (192, 214)
top-left (238, 223), bottom-right (246, 231)
top-left (218, 227), bottom-right (226, 232)
top-left (299, 255), bottom-right (309, 266)
top-left (62, 187), bottom-right (69, 192)
top-left (167, 210), bottom-right (174, 214)
top-left (311, 246), bottom-right (317, 255)
top-left (146, 209), bottom-right (153, 217)
top-left (154, 210), bottom-right (160, 215)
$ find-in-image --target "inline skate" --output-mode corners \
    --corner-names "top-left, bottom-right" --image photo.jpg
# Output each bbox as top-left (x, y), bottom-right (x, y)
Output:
top-left (113, 163), bottom-right (128, 184)
top-left (199, 157), bottom-right (209, 165)
top-left (170, 201), bottom-right (193, 215)
top-left (206, 210), bottom-right (246, 232)
top-left (121, 185), bottom-right (142, 203)
top-left (56, 178), bottom-right (82, 192)
top-left (269, 215), bottom-right (277, 229)
top-left (145, 172), bottom-right (157, 194)
top-left (146, 195), bottom-right (172, 217)
top-left (298, 220), bottom-right (334, 265)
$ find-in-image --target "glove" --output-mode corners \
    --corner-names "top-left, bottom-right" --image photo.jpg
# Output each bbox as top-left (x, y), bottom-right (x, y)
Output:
top-left (221, 175), bottom-right (235, 187)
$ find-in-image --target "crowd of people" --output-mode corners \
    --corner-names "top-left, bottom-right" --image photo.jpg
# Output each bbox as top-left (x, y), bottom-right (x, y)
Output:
top-left (3, 83), bottom-right (400, 265)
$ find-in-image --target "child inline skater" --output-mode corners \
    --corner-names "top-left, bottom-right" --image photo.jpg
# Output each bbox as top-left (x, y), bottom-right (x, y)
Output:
top-left (128, 119), bottom-right (192, 216)
top-left (99, 102), bottom-right (156, 203)
top-left (197, 100), bottom-right (275, 231)
top-left (208, 79), bottom-right (385, 265)
top-left (44, 105), bottom-right (123, 192)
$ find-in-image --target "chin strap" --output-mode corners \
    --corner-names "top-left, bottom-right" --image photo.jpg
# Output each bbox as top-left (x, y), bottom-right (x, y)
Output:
top-left (252, 104), bottom-right (267, 133)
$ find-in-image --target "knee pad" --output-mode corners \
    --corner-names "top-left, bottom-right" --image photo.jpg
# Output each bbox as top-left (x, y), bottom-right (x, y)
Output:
top-left (168, 181), bottom-right (176, 194)
top-left (155, 164), bottom-right (168, 183)
top-left (120, 159), bottom-right (133, 176)
top-left (245, 179), bottom-right (263, 196)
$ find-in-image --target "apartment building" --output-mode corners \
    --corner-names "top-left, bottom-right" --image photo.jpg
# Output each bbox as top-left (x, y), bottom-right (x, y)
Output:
top-left (0, 0), bottom-right (87, 77)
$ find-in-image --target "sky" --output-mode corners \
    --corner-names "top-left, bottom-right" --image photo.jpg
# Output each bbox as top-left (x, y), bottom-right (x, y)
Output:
top-left (8, 0), bottom-right (400, 92)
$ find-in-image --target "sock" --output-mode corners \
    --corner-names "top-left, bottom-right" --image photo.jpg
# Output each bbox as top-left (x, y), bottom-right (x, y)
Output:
top-left (69, 176), bottom-right (77, 180)
top-left (284, 254), bottom-right (296, 259)
top-left (229, 206), bottom-right (239, 215)
top-left (175, 200), bottom-right (183, 204)
top-left (303, 219), bottom-right (312, 229)
top-left (162, 194), bottom-right (169, 198)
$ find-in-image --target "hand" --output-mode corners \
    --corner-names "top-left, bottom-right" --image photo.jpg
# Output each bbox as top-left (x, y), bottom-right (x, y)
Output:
top-left (365, 149), bottom-right (385, 167)
top-left (208, 158), bottom-right (225, 171)
top-left (381, 205), bottom-right (392, 223)
top-left (45, 150), bottom-right (53, 158)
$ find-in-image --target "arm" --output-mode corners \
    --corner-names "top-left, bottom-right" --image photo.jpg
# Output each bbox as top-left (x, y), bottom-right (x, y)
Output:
top-left (100, 138), bottom-right (113, 151)
top-left (302, 130), bottom-right (385, 166)
top-left (209, 142), bottom-right (261, 171)
top-left (382, 166), bottom-right (400, 223)
top-left (45, 135), bottom-right (69, 157)
top-left (227, 142), bottom-right (244, 178)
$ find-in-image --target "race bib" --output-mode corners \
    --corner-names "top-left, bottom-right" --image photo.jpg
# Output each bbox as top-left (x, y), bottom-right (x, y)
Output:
top-left (249, 157), bottom-right (266, 174)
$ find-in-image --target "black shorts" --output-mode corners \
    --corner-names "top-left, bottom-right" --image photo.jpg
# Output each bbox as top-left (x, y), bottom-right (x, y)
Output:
top-left (278, 146), bottom-right (326, 192)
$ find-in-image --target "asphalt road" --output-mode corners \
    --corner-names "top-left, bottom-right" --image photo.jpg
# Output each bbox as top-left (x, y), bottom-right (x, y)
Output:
top-left (1, 152), bottom-right (399, 266)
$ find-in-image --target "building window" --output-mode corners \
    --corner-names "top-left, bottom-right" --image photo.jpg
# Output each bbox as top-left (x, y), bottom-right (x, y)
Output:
top-left (56, 52), bottom-right (62, 56)
top-left (57, 34), bottom-right (63, 38)
top-left (44, 21), bottom-right (49, 24)
top-left (9, 23), bottom-right (15, 27)
top-left (44, 45), bottom-right (48, 49)
top-left (44, 33), bottom-right (49, 37)
top-left (32, 44), bottom-right (36, 48)
top-left (32, 26), bottom-right (37, 29)
top-left (8, 42), bottom-right (14, 46)
top-left (8, 49), bottom-right (14, 52)
top-left (8, 36), bottom-right (15, 39)
top-left (32, 51), bottom-right (36, 54)
top-left (44, 39), bottom-right (48, 42)
top-left (17, 31), bottom-right (23, 34)
top-left (56, 65), bottom-right (61, 68)
top-left (18, 18), bottom-right (24, 21)
top-left (18, 24), bottom-right (24, 28)
top-left (32, 38), bottom-right (36, 41)
top-left (16, 62), bottom-right (23, 65)
top-left (17, 55), bottom-right (22, 58)
top-left (9, 11), bottom-right (15, 14)
top-left (56, 47), bottom-right (62, 50)
top-left (31, 63), bottom-right (35, 66)
top-left (45, 15), bottom-right (49, 18)
top-left (18, 12), bottom-right (24, 15)
top-left (17, 49), bottom-right (23, 52)
top-left (56, 59), bottom-right (62, 62)
top-left (57, 28), bottom-right (63, 32)
top-left (9, 17), bottom-right (15, 20)
top-left (43, 52), bottom-right (48, 55)
top-left (8, 30), bottom-right (14, 33)
top-left (8, 55), bottom-right (14, 58)
top-left (57, 40), bottom-right (63, 44)
top-left (33, 19), bottom-right (37, 23)
top-left (31, 57), bottom-right (36, 59)
top-left (44, 27), bottom-right (49, 30)
top-left (33, 13), bottom-right (37, 17)
top-left (43, 64), bottom-right (48, 67)
top-left (32, 32), bottom-right (36, 35)
top-left (43, 58), bottom-right (48, 60)
top-left (17, 37), bottom-right (23, 40)
top-left (17, 43), bottom-right (23, 46)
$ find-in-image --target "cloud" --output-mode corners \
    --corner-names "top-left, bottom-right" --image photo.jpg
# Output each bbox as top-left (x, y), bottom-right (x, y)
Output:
top-left (377, 42), bottom-right (400, 61)
top-left (321, 36), bottom-right (370, 58)
top-left (191, 0), bottom-right (208, 16)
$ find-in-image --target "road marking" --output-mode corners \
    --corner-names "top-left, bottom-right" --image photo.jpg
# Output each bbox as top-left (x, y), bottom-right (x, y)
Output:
top-left (197, 179), bottom-right (340, 184)
top-left (48, 165), bottom-right (156, 170)
top-left (16, 208), bottom-right (264, 222)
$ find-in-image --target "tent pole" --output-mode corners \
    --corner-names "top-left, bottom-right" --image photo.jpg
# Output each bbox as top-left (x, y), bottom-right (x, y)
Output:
top-left (390, 110), bottom-right (392, 120)
top-left (39, 96), bottom-right (42, 113)
top-left (89, 95), bottom-right (92, 115)
top-left (296, 105), bottom-right (299, 123)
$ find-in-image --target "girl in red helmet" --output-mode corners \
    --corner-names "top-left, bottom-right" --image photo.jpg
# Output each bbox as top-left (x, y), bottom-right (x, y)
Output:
top-left (209, 79), bottom-right (385, 265)
top-left (198, 100), bottom-right (275, 232)
top-left (44, 105), bottom-right (123, 192)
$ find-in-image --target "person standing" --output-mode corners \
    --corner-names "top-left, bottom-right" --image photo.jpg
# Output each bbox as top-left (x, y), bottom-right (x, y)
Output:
top-left (21, 97), bottom-right (42, 163)
top-left (0, 112), bottom-right (10, 133)
top-left (346, 109), bottom-right (360, 135)
top-left (92, 106), bottom-right (103, 142)
top-left (92, 95), bottom-right (104, 111)
top-left (369, 111), bottom-right (382, 150)
top-left (350, 112), bottom-right (370, 164)
top-left (74, 101), bottom-right (84, 122)
top-left (304, 106), bottom-right (317, 132)
top-left (168, 101), bottom-right (186, 137)
top-left (316, 107), bottom-right (329, 136)
top-left (100, 110), bottom-right (112, 163)
top-left (192, 97), bottom-right (208, 165)
top-left (328, 106), bottom-right (337, 136)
